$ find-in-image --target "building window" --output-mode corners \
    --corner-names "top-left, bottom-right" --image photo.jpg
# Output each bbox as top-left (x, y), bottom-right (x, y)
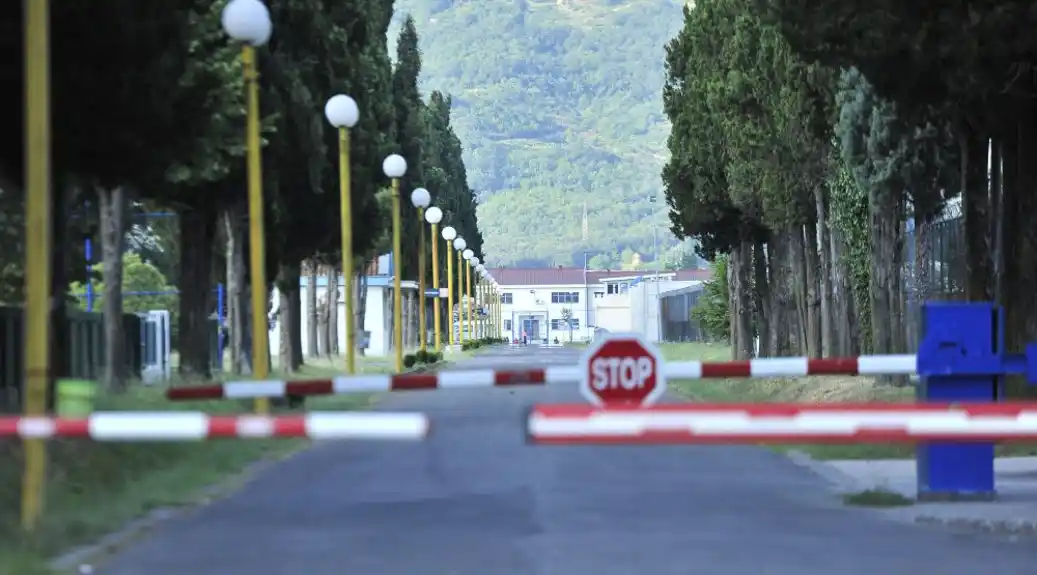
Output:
top-left (606, 283), bottom-right (629, 295)
top-left (500, 293), bottom-right (513, 304)
top-left (593, 291), bottom-right (604, 299)
top-left (550, 291), bottom-right (580, 304)
top-left (551, 318), bottom-right (581, 330)
top-left (504, 319), bottom-right (512, 330)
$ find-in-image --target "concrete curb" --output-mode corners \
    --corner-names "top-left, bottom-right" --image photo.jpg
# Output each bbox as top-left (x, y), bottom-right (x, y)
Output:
top-left (784, 450), bottom-right (872, 493)
top-left (784, 450), bottom-right (1037, 537)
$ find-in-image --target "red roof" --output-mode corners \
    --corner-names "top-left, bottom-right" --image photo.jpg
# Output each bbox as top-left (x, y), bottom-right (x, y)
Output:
top-left (487, 267), bottom-right (712, 286)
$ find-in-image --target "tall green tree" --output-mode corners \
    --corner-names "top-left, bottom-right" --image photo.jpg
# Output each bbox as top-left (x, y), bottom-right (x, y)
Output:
top-left (391, 16), bottom-right (427, 281)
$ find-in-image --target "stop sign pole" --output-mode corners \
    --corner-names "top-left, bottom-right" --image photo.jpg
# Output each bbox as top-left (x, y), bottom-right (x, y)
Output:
top-left (579, 333), bottom-right (667, 407)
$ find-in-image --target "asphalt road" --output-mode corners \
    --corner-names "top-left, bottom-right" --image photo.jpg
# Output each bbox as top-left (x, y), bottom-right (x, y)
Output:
top-left (98, 345), bottom-right (1036, 575)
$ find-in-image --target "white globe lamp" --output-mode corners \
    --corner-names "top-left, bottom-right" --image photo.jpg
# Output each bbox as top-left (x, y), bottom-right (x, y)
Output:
top-left (426, 207), bottom-right (443, 224)
top-left (382, 154), bottom-right (407, 178)
top-left (324, 94), bottom-right (359, 128)
top-left (411, 187), bottom-right (431, 208)
top-left (221, 0), bottom-right (273, 46)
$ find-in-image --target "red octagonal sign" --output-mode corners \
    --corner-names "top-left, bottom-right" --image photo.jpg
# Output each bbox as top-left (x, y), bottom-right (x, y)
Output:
top-left (579, 333), bottom-right (667, 407)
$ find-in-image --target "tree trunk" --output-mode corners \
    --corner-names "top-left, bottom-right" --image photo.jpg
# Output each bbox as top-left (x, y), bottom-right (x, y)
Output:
top-left (177, 208), bottom-right (216, 379)
top-left (961, 122), bottom-right (994, 302)
top-left (97, 186), bottom-right (127, 390)
top-left (327, 268), bottom-right (339, 355)
top-left (356, 267), bottom-right (368, 356)
top-left (728, 240), bottom-right (754, 359)
top-left (289, 265), bottom-right (303, 369)
top-left (727, 249), bottom-right (738, 350)
top-left (1001, 111), bottom-right (1037, 398)
top-left (803, 220), bottom-right (822, 358)
top-left (868, 184), bottom-right (899, 383)
top-left (402, 289), bottom-right (412, 351)
top-left (829, 218), bottom-right (858, 355)
top-left (789, 228), bottom-right (809, 355)
top-left (306, 262), bottom-right (318, 357)
top-left (752, 239), bottom-right (771, 357)
top-left (815, 184), bottom-right (834, 357)
top-left (47, 182), bottom-right (78, 411)
top-left (238, 283), bottom-right (253, 375)
top-left (222, 207), bottom-right (246, 374)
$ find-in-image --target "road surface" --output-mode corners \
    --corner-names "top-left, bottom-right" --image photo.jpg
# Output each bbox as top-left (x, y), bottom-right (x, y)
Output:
top-left (99, 345), bottom-right (1035, 575)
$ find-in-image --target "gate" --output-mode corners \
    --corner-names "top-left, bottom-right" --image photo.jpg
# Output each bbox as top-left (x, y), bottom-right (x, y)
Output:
top-left (139, 310), bottom-right (172, 383)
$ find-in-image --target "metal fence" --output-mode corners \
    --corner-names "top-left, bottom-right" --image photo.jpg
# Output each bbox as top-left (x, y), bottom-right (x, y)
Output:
top-left (0, 306), bottom-right (223, 412)
top-left (660, 285), bottom-right (706, 342)
top-left (904, 203), bottom-right (965, 350)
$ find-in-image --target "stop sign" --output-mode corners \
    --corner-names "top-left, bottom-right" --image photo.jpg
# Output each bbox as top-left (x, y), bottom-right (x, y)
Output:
top-left (579, 333), bottom-right (667, 407)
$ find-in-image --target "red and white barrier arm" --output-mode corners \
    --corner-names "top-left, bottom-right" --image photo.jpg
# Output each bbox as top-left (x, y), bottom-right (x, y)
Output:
top-left (665, 354), bottom-right (917, 379)
top-left (165, 354), bottom-right (918, 401)
top-left (0, 412), bottom-right (429, 441)
top-left (165, 366), bottom-right (581, 401)
top-left (526, 403), bottom-right (1037, 445)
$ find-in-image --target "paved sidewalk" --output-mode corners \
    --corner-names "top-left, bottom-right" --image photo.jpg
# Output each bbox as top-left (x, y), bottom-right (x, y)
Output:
top-left (789, 453), bottom-right (1037, 534)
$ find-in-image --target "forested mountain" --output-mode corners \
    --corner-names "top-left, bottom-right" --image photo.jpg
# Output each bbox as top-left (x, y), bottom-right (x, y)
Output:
top-left (390, 0), bottom-right (686, 268)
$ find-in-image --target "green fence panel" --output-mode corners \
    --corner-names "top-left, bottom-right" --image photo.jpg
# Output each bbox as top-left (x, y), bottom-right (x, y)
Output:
top-left (0, 305), bottom-right (146, 412)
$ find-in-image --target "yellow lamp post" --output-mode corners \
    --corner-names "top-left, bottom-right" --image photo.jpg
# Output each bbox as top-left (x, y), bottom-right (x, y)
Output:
top-left (21, 0), bottom-right (53, 532)
top-left (425, 208), bottom-right (444, 353)
top-left (485, 273), bottom-right (494, 338)
top-left (410, 188), bottom-right (431, 353)
top-left (442, 227), bottom-right (457, 346)
top-left (223, 0), bottom-right (274, 415)
top-left (463, 250), bottom-right (475, 342)
top-left (382, 154), bottom-right (407, 372)
top-left (453, 237), bottom-right (467, 344)
top-left (475, 264), bottom-right (486, 339)
top-left (472, 264), bottom-right (481, 340)
top-left (324, 94), bottom-right (360, 374)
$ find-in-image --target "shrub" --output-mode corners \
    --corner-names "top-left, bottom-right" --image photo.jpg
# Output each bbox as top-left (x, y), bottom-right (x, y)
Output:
top-left (427, 352), bottom-right (440, 364)
top-left (415, 349), bottom-right (429, 363)
top-left (403, 354), bottom-right (417, 368)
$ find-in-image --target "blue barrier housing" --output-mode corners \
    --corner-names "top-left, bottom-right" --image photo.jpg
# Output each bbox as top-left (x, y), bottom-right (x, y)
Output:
top-left (915, 302), bottom-right (1037, 501)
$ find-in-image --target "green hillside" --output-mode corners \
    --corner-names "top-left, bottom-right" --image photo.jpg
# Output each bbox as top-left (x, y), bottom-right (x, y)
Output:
top-left (390, 0), bottom-right (687, 267)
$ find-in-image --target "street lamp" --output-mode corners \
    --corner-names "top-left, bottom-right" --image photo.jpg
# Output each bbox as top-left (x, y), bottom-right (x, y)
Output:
top-left (467, 253), bottom-right (478, 342)
top-left (442, 226), bottom-right (458, 347)
top-left (482, 267), bottom-right (494, 339)
top-left (324, 94), bottom-right (360, 374)
top-left (383, 154), bottom-right (407, 372)
top-left (461, 246), bottom-right (473, 343)
top-left (425, 207), bottom-right (444, 353)
top-left (410, 188), bottom-right (431, 354)
top-left (453, 237), bottom-right (466, 343)
top-left (493, 279), bottom-right (500, 340)
top-left (475, 263), bottom-right (485, 339)
top-left (223, 0), bottom-right (274, 415)
top-left (21, 0), bottom-right (53, 532)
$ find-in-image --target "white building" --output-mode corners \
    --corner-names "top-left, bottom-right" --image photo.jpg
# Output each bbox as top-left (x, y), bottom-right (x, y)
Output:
top-left (487, 267), bottom-right (710, 343)
top-left (268, 254), bottom-right (422, 357)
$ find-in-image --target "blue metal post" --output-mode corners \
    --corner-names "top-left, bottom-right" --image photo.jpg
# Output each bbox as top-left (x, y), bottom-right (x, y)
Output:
top-left (915, 302), bottom-right (1001, 501)
top-left (217, 283), bottom-right (225, 369)
top-left (85, 238), bottom-right (94, 312)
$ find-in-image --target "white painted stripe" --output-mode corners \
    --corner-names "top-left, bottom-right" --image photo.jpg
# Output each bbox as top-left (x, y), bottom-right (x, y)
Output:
top-left (89, 412), bottom-right (210, 441)
top-left (18, 417), bottom-right (56, 438)
top-left (544, 365), bottom-right (581, 383)
top-left (236, 416), bottom-right (276, 438)
top-left (332, 375), bottom-right (392, 393)
top-left (857, 354), bottom-right (917, 375)
top-left (665, 361), bottom-right (703, 379)
top-left (224, 380), bottom-right (287, 399)
top-left (436, 369), bottom-right (495, 388)
top-left (750, 357), bottom-right (809, 377)
top-left (304, 412), bottom-right (429, 440)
